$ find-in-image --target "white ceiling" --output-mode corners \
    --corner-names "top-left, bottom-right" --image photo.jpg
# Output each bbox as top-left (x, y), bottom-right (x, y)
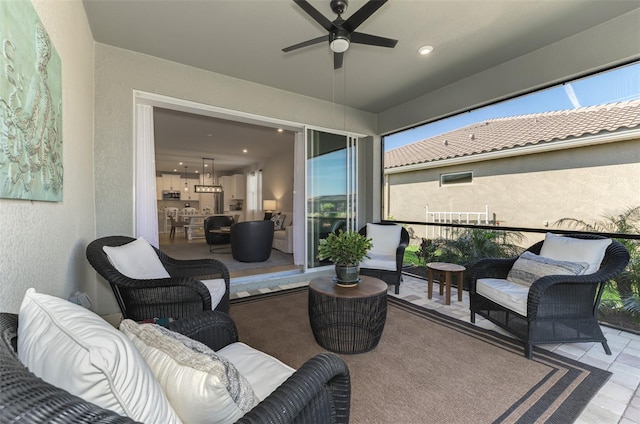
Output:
top-left (82, 0), bottom-right (640, 173)
top-left (153, 108), bottom-right (295, 174)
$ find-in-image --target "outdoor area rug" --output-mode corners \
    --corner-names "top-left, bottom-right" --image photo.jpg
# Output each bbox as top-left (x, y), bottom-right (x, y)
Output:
top-left (230, 287), bottom-right (611, 424)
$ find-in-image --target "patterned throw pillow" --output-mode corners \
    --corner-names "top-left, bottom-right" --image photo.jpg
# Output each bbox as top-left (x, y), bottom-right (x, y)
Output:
top-left (507, 251), bottom-right (589, 287)
top-left (120, 320), bottom-right (258, 424)
top-left (270, 213), bottom-right (286, 230)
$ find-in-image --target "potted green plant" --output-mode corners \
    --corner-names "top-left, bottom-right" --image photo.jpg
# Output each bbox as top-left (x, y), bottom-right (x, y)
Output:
top-left (318, 230), bottom-right (373, 284)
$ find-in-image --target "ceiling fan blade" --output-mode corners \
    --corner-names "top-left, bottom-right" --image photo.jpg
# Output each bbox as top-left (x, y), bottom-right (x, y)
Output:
top-left (282, 35), bottom-right (329, 52)
top-left (293, 0), bottom-right (334, 31)
top-left (334, 52), bottom-right (344, 69)
top-left (350, 32), bottom-right (398, 48)
top-left (342, 0), bottom-right (389, 33)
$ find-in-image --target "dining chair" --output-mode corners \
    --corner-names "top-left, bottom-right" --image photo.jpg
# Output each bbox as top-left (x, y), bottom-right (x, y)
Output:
top-left (169, 215), bottom-right (188, 239)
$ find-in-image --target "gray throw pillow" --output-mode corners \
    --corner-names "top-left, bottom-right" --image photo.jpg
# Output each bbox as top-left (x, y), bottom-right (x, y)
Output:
top-left (507, 251), bottom-right (588, 287)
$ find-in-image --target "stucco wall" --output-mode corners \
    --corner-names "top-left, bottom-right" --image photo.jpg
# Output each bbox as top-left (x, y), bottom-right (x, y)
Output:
top-left (386, 139), bottom-right (640, 244)
top-left (93, 44), bottom-right (377, 313)
top-left (0, 0), bottom-right (95, 313)
top-left (94, 43), bottom-right (377, 238)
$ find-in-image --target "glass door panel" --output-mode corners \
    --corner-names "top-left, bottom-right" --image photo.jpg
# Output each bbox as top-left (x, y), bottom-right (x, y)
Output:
top-left (306, 129), bottom-right (358, 269)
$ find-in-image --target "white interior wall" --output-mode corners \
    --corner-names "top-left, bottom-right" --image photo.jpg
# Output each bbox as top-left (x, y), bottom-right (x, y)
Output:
top-left (0, 0), bottom-right (96, 313)
top-left (261, 147), bottom-right (295, 213)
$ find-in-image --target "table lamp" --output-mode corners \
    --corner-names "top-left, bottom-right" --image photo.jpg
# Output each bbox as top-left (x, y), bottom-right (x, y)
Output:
top-left (263, 199), bottom-right (277, 220)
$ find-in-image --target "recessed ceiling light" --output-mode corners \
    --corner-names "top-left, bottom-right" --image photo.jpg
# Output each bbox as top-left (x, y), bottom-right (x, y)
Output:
top-left (277, 128), bottom-right (283, 133)
top-left (179, 162), bottom-right (183, 165)
top-left (418, 45), bottom-right (434, 56)
top-left (243, 149), bottom-right (248, 153)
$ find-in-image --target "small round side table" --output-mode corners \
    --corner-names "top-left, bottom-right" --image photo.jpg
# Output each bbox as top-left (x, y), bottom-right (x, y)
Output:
top-left (427, 262), bottom-right (466, 305)
top-left (308, 276), bottom-right (387, 354)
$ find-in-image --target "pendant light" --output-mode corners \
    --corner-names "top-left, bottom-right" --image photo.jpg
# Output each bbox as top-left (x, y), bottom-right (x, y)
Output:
top-left (194, 157), bottom-right (223, 193)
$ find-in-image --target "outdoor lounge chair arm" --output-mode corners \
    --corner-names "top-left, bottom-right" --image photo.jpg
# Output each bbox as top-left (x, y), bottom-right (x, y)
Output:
top-left (166, 310), bottom-right (238, 351)
top-left (237, 352), bottom-right (351, 424)
top-left (467, 257), bottom-right (518, 292)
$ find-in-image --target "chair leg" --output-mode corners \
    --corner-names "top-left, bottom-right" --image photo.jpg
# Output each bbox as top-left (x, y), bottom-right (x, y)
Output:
top-left (470, 311), bottom-right (475, 323)
top-left (525, 342), bottom-right (533, 359)
top-left (170, 227), bottom-right (175, 239)
top-left (602, 340), bottom-right (612, 355)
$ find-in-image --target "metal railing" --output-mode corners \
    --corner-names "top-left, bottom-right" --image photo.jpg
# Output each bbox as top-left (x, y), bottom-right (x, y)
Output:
top-left (425, 205), bottom-right (491, 238)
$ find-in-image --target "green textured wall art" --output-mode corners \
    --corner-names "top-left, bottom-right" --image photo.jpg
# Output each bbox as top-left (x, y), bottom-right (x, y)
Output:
top-left (0, 0), bottom-right (63, 201)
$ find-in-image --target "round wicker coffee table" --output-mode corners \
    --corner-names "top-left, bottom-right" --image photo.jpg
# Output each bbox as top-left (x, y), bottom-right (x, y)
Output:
top-left (308, 276), bottom-right (387, 354)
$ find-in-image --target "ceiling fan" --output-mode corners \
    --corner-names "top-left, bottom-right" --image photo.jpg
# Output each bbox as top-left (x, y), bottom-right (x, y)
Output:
top-left (283, 0), bottom-right (398, 70)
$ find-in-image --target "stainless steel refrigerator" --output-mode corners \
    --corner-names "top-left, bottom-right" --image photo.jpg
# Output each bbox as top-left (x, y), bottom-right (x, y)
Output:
top-left (212, 191), bottom-right (224, 214)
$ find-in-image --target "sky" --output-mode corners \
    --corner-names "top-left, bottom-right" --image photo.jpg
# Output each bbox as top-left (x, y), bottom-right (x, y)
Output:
top-left (384, 62), bottom-right (640, 152)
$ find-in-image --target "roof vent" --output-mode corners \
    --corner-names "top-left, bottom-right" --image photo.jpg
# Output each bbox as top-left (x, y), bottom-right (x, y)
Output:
top-left (443, 140), bottom-right (448, 146)
top-left (469, 134), bottom-right (475, 141)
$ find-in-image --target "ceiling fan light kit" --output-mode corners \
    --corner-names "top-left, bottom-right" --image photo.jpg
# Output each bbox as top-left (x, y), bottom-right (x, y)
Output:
top-left (283, 0), bottom-right (397, 69)
top-left (330, 33), bottom-right (350, 53)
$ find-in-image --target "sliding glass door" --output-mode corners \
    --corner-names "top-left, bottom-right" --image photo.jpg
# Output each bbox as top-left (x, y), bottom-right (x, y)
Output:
top-left (306, 129), bottom-right (358, 269)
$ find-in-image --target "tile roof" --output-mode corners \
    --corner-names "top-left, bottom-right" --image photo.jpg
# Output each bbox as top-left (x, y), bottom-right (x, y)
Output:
top-left (384, 100), bottom-right (640, 170)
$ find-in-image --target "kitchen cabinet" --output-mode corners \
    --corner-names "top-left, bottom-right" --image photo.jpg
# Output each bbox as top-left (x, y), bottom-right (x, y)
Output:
top-left (161, 174), bottom-right (182, 191)
top-left (220, 174), bottom-right (245, 199)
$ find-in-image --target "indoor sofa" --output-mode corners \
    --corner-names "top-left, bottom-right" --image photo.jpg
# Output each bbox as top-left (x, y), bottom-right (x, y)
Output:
top-left (271, 211), bottom-right (293, 254)
top-left (0, 289), bottom-right (351, 424)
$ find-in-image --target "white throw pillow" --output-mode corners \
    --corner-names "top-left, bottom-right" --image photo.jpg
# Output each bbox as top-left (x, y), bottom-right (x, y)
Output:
top-left (120, 320), bottom-right (258, 424)
top-left (18, 289), bottom-right (181, 424)
top-left (217, 342), bottom-right (295, 402)
top-left (103, 236), bottom-right (170, 279)
top-left (507, 251), bottom-right (588, 287)
top-left (539, 233), bottom-right (612, 274)
top-left (367, 223), bottom-right (402, 257)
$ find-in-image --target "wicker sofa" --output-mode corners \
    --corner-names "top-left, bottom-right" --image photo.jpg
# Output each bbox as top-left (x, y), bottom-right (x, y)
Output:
top-left (0, 305), bottom-right (351, 423)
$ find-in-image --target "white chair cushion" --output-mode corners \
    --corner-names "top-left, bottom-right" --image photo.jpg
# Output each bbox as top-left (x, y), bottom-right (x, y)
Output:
top-left (507, 251), bottom-right (588, 287)
top-left (476, 278), bottom-right (530, 317)
top-left (18, 289), bottom-right (181, 424)
top-left (201, 278), bottom-right (226, 310)
top-left (120, 320), bottom-right (258, 424)
top-left (360, 253), bottom-right (396, 271)
top-left (539, 233), bottom-right (612, 274)
top-left (217, 342), bottom-right (295, 402)
top-left (103, 236), bottom-right (170, 279)
top-left (367, 223), bottom-right (402, 257)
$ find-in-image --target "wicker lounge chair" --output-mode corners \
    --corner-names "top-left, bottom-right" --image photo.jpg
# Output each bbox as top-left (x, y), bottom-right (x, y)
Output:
top-left (86, 235), bottom-right (230, 320)
top-left (468, 233), bottom-right (630, 359)
top-left (358, 222), bottom-right (410, 294)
